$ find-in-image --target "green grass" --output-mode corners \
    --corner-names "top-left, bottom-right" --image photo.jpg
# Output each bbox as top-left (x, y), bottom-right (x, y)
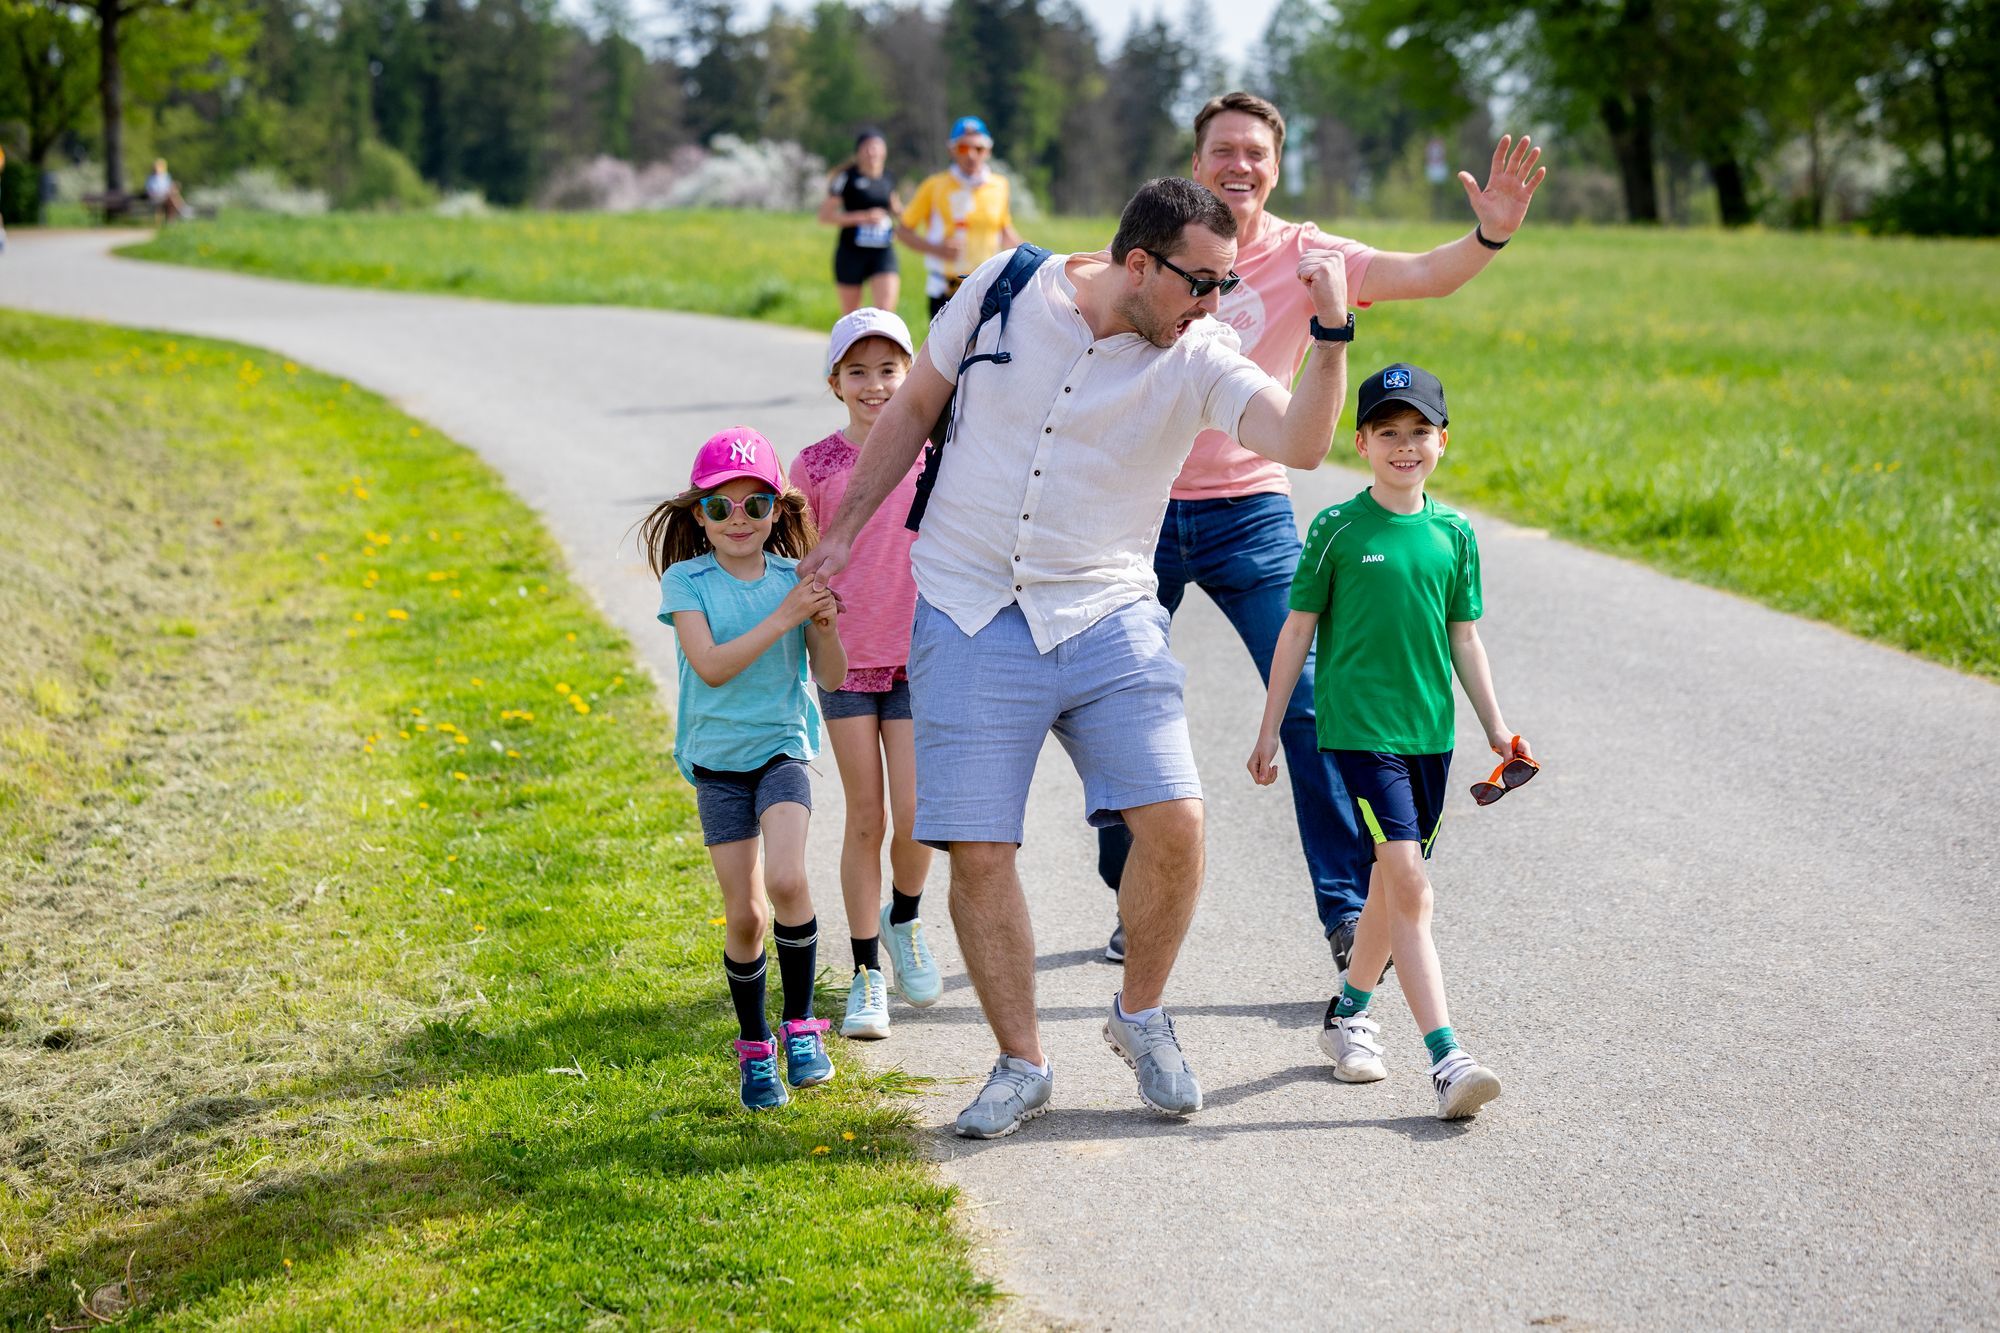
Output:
top-left (129, 211), bottom-right (2000, 678)
top-left (0, 310), bottom-right (992, 1329)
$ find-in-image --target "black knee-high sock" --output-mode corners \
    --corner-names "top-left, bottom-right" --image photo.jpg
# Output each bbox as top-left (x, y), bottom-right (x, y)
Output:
top-left (851, 934), bottom-right (880, 972)
top-left (723, 951), bottom-right (770, 1043)
top-left (773, 917), bottom-right (818, 1023)
top-left (889, 886), bottom-right (922, 925)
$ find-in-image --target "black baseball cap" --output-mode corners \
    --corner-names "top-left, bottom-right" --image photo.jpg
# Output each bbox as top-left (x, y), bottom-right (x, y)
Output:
top-left (1357, 363), bottom-right (1448, 427)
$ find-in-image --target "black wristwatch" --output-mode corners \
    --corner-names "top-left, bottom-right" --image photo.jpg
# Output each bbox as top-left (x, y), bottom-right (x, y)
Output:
top-left (1309, 312), bottom-right (1355, 343)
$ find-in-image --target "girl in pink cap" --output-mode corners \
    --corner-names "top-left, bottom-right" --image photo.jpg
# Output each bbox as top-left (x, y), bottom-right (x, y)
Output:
top-left (793, 309), bottom-right (940, 1044)
top-left (640, 427), bottom-right (848, 1111)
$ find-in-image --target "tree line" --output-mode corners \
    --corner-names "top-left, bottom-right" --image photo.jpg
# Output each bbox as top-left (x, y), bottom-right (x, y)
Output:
top-left (2, 0), bottom-right (1993, 233)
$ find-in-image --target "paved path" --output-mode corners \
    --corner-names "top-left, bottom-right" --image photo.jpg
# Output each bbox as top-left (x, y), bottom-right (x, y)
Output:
top-left (7, 232), bottom-right (1998, 1329)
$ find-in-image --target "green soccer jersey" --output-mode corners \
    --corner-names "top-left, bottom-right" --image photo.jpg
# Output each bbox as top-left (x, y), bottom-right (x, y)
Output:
top-left (1289, 488), bottom-right (1483, 754)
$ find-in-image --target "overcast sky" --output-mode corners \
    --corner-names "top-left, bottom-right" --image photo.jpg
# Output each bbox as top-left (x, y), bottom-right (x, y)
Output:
top-left (709, 0), bottom-right (1285, 73)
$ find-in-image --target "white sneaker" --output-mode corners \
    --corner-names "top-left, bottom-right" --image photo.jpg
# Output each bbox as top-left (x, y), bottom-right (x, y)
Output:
top-left (1317, 1011), bottom-right (1387, 1083)
top-left (840, 968), bottom-right (890, 1040)
top-left (1430, 1049), bottom-right (1502, 1120)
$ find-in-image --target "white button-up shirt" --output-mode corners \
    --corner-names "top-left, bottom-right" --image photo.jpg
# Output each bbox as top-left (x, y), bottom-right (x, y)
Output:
top-left (911, 250), bottom-right (1275, 652)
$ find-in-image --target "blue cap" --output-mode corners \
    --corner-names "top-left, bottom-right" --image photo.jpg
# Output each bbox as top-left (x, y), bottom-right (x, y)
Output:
top-left (949, 116), bottom-right (993, 144)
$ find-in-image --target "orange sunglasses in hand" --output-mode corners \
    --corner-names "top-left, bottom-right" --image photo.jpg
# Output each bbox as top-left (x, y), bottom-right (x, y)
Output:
top-left (1471, 736), bottom-right (1539, 807)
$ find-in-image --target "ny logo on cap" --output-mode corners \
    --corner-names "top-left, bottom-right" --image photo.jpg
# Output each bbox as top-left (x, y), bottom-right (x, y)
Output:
top-left (729, 439), bottom-right (759, 466)
top-left (1383, 369), bottom-right (1412, 389)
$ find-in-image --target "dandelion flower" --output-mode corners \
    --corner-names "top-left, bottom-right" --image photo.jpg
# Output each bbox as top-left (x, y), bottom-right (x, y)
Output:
top-left (506, 749), bottom-right (520, 758)
top-left (418, 801), bottom-right (430, 809)
top-left (612, 676), bottom-right (624, 687)
top-left (409, 426), bottom-right (422, 437)
top-left (399, 730), bottom-right (410, 740)
top-left (354, 487), bottom-right (370, 500)
top-left (353, 611), bottom-right (367, 622)
top-left (811, 1145), bottom-right (830, 1156)
top-left (709, 916), bottom-right (726, 926)
top-left (841, 1131), bottom-right (855, 1141)
top-left (447, 854), bottom-right (458, 862)
top-left (454, 734), bottom-right (469, 745)
top-left (555, 683), bottom-right (571, 695)
top-left (316, 553), bottom-right (329, 563)
top-left (387, 608), bottom-right (410, 621)
top-left (565, 632), bottom-right (577, 642)
top-left (452, 771), bottom-right (468, 782)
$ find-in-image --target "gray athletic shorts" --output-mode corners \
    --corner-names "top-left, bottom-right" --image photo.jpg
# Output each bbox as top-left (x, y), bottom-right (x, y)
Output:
top-left (690, 755), bottom-right (812, 845)
top-left (817, 677), bottom-right (913, 722)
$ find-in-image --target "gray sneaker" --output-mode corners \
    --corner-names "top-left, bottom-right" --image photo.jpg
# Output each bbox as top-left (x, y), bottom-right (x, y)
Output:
top-left (953, 1055), bottom-right (1053, 1139)
top-left (1102, 998), bottom-right (1203, 1116)
top-left (1104, 917), bottom-right (1126, 963)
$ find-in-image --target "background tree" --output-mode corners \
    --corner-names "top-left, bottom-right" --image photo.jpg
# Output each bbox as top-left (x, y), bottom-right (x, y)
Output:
top-left (1, 0), bottom-right (97, 181)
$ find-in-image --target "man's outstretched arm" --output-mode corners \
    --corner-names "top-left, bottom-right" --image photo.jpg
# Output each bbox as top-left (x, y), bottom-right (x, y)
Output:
top-left (1349, 135), bottom-right (1547, 303)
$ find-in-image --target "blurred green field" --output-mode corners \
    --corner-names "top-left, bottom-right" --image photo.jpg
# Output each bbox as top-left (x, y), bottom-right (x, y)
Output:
top-left (130, 211), bottom-right (2000, 677)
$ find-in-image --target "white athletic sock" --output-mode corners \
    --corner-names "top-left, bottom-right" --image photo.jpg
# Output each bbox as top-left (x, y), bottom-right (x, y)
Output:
top-left (1115, 994), bottom-right (1162, 1026)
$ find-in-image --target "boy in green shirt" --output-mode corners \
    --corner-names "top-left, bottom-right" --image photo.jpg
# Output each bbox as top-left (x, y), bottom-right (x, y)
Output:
top-left (1248, 363), bottom-right (1534, 1120)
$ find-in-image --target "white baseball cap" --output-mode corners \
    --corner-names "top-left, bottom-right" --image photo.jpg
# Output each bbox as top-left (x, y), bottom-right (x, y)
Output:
top-left (826, 307), bottom-right (915, 376)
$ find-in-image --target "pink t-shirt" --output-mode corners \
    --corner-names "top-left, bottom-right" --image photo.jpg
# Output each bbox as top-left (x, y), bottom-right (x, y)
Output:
top-left (1171, 218), bottom-right (1377, 501)
top-left (794, 430), bottom-right (926, 686)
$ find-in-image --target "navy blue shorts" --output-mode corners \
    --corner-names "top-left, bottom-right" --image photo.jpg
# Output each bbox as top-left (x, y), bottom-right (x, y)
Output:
top-left (690, 755), bottom-right (812, 846)
top-left (1331, 751), bottom-right (1452, 859)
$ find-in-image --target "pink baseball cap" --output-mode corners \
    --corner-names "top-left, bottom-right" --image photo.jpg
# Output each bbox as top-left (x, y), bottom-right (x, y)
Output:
top-left (690, 426), bottom-right (786, 492)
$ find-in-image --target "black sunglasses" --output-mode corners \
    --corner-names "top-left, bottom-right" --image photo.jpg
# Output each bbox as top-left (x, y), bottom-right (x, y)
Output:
top-left (1145, 249), bottom-right (1243, 299)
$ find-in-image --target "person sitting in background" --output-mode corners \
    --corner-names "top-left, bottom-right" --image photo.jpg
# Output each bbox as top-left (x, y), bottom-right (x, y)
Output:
top-left (144, 159), bottom-right (186, 222)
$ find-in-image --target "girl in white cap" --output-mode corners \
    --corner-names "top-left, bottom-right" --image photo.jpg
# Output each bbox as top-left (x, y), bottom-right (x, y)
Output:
top-left (793, 308), bottom-right (940, 1043)
top-left (640, 429), bottom-right (848, 1110)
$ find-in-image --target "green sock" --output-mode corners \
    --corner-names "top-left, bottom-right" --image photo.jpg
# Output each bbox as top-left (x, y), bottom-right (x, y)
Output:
top-left (1423, 1025), bottom-right (1460, 1065)
top-left (1333, 981), bottom-right (1372, 1020)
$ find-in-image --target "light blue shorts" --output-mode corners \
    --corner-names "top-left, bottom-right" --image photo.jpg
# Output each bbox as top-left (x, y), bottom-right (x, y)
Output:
top-left (907, 597), bottom-right (1201, 849)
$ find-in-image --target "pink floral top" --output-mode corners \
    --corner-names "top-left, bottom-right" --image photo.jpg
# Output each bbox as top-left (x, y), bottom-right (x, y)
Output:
top-left (794, 430), bottom-right (926, 693)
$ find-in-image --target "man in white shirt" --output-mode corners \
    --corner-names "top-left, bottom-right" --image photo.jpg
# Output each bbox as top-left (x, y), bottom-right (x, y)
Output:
top-left (798, 177), bottom-right (1354, 1138)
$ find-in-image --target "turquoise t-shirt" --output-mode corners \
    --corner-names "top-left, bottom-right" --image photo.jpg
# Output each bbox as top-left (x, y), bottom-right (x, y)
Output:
top-left (658, 552), bottom-right (821, 782)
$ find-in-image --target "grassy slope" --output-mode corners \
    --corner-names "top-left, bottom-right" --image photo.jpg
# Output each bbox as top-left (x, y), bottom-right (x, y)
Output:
top-left (0, 311), bottom-right (990, 1330)
top-left (129, 211), bottom-right (2000, 678)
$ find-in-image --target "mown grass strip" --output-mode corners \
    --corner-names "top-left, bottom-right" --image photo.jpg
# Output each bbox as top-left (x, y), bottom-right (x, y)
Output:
top-left (126, 212), bottom-right (2000, 678)
top-left (0, 310), bottom-right (992, 1330)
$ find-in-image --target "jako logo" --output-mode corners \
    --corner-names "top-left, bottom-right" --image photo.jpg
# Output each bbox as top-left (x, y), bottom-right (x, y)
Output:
top-left (1361, 553), bottom-right (1385, 564)
top-left (728, 439), bottom-right (758, 465)
top-left (1383, 369), bottom-right (1411, 389)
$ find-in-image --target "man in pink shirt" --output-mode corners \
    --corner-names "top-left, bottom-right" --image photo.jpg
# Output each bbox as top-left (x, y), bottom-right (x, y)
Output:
top-left (1095, 92), bottom-right (1546, 1015)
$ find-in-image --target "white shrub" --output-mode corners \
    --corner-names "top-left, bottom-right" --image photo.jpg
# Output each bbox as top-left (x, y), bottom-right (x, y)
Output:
top-left (433, 189), bottom-right (492, 218)
top-left (660, 136), bottom-right (827, 211)
top-left (187, 168), bottom-right (329, 216)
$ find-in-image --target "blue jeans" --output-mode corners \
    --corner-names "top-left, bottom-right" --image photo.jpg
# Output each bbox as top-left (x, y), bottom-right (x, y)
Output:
top-left (1097, 492), bottom-right (1370, 934)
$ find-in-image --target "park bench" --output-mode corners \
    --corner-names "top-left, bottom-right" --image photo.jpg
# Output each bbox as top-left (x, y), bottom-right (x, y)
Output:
top-left (79, 191), bottom-right (154, 223)
top-left (78, 191), bottom-right (212, 224)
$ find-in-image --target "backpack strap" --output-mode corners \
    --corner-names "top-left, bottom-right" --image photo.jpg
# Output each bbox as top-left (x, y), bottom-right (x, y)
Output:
top-left (906, 245), bottom-right (1053, 533)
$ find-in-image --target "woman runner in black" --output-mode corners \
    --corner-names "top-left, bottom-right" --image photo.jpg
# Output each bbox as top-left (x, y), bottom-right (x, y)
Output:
top-left (818, 129), bottom-right (904, 315)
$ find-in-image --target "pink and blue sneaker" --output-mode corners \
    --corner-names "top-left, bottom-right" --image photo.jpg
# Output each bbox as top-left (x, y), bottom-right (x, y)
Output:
top-left (734, 1037), bottom-right (789, 1111)
top-left (780, 1017), bottom-right (835, 1088)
